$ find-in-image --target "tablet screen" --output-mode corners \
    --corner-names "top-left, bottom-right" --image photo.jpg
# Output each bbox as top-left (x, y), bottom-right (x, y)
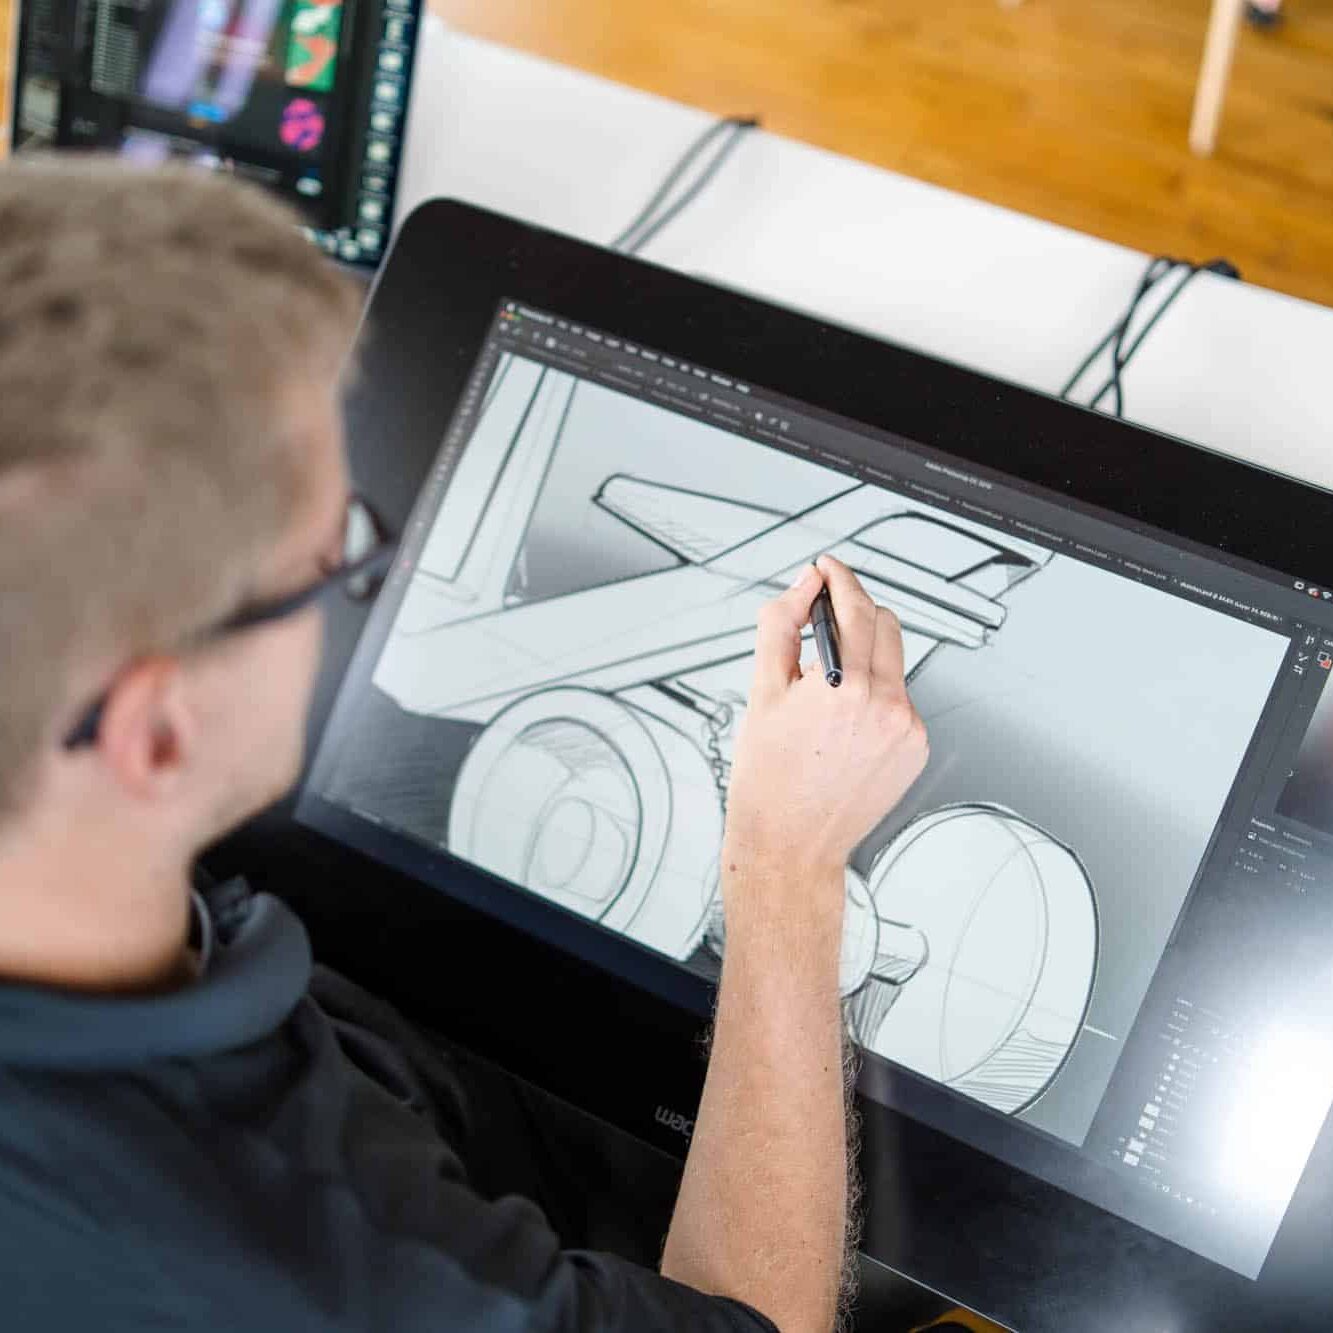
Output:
top-left (299, 299), bottom-right (1333, 1281)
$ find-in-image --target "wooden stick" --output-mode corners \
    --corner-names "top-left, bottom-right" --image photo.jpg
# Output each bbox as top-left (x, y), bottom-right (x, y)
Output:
top-left (1189, 0), bottom-right (1246, 156)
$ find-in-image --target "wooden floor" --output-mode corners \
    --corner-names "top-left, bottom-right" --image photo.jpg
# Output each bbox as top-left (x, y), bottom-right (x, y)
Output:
top-left (2, 1), bottom-right (1329, 305)
top-left (433, 0), bottom-right (1333, 309)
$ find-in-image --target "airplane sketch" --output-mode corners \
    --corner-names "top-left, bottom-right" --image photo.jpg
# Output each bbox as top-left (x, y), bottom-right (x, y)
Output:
top-left (373, 354), bottom-right (1099, 1115)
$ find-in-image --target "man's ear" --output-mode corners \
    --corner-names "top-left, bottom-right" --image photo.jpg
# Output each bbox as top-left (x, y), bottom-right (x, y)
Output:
top-left (97, 657), bottom-right (196, 800)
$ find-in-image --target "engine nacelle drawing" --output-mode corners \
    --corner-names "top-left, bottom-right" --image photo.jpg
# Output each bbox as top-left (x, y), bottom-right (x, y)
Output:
top-left (850, 805), bottom-right (1098, 1114)
top-left (448, 688), bottom-right (722, 960)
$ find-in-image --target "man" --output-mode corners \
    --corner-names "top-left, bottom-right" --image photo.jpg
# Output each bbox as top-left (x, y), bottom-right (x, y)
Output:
top-left (0, 160), bottom-right (928, 1332)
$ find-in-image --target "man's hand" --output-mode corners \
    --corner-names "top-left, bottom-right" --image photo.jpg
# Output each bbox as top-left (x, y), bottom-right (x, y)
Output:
top-left (723, 554), bottom-right (929, 931)
top-left (661, 555), bottom-right (928, 1333)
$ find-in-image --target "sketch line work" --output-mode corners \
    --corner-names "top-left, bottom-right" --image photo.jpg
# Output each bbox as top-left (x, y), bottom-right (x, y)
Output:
top-left (448, 687), bottom-right (723, 960)
top-left (847, 804), bottom-right (1099, 1115)
top-left (372, 354), bottom-right (1097, 1116)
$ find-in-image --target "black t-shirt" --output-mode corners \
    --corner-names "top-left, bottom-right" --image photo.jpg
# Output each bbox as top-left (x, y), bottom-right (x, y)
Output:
top-left (0, 881), bottom-right (775, 1332)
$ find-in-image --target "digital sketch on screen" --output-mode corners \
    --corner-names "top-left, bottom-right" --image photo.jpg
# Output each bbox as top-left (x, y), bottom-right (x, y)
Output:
top-left (369, 355), bottom-right (1096, 1115)
top-left (322, 352), bottom-right (1287, 1140)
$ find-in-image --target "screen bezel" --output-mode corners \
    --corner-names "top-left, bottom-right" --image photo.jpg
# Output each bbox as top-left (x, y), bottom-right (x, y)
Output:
top-left (209, 199), bottom-right (1333, 1332)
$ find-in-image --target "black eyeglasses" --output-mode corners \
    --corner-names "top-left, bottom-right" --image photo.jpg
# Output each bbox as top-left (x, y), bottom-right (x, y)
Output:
top-left (63, 493), bottom-right (397, 749)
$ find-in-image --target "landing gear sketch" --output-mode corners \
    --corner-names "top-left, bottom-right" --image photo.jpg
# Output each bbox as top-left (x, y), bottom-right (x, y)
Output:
top-left (319, 350), bottom-right (1287, 1144)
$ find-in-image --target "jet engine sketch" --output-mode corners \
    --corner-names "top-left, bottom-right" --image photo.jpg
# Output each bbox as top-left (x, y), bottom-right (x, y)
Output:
top-left (848, 805), bottom-right (1097, 1114)
top-left (374, 356), bottom-right (1099, 1115)
top-left (447, 687), bottom-right (723, 960)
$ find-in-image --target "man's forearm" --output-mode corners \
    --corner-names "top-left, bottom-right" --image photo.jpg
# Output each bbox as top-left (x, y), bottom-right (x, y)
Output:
top-left (661, 862), bottom-right (848, 1333)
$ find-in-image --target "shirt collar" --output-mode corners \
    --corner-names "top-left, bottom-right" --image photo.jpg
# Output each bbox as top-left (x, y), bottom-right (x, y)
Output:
top-left (0, 883), bottom-right (311, 1071)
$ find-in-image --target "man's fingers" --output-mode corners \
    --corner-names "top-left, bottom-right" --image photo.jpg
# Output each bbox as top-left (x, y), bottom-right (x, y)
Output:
top-left (814, 553), bottom-right (876, 680)
top-left (869, 605), bottom-right (908, 696)
top-left (752, 563), bottom-right (823, 701)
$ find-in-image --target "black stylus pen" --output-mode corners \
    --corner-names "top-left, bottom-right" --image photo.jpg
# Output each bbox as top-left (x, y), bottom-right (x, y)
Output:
top-left (811, 581), bottom-right (842, 687)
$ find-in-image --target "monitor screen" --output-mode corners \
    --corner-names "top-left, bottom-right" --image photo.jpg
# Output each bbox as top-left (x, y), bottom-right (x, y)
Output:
top-left (298, 298), bottom-right (1333, 1283)
top-left (9, 0), bottom-right (419, 266)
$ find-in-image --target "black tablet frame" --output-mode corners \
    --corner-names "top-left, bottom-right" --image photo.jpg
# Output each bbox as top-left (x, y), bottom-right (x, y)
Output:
top-left (209, 199), bottom-right (1333, 1332)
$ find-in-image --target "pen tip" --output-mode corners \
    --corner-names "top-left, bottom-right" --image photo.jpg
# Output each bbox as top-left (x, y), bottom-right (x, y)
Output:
top-left (826, 668), bottom-right (843, 688)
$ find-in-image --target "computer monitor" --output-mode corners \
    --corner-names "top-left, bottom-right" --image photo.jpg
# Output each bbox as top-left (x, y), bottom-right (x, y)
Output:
top-left (8, 0), bottom-right (421, 266)
top-left (217, 200), bottom-right (1333, 1331)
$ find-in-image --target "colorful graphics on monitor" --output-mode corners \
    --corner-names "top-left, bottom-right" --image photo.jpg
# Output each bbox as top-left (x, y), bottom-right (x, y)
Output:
top-left (280, 98), bottom-right (326, 151)
top-left (286, 0), bottom-right (345, 93)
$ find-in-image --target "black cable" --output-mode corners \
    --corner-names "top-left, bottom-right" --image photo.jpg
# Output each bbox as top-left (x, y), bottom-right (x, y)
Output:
top-left (623, 125), bottom-right (753, 255)
top-left (1059, 256), bottom-right (1177, 405)
top-left (622, 120), bottom-right (1235, 419)
top-left (1103, 257), bottom-right (1180, 417)
top-left (1056, 256), bottom-right (1168, 400)
top-left (610, 118), bottom-right (736, 250)
top-left (611, 115), bottom-right (760, 255)
top-left (1081, 257), bottom-right (1185, 417)
top-left (1062, 255), bottom-right (1240, 418)
top-left (1090, 262), bottom-right (1203, 414)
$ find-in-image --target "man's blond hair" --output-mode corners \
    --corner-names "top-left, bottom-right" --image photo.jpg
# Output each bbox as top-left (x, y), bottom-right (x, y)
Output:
top-left (0, 158), bottom-right (364, 813)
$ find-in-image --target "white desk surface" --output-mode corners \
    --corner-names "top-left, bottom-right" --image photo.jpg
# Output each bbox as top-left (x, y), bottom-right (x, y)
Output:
top-left (398, 17), bottom-right (1332, 492)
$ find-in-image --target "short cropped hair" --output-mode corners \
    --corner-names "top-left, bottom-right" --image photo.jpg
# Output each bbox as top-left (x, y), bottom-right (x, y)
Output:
top-left (0, 158), bottom-right (363, 814)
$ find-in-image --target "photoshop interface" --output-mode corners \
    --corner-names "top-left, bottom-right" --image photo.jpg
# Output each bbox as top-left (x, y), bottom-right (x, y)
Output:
top-left (13, 0), bottom-right (417, 265)
top-left (302, 301), bottom-right (1333, 1281)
